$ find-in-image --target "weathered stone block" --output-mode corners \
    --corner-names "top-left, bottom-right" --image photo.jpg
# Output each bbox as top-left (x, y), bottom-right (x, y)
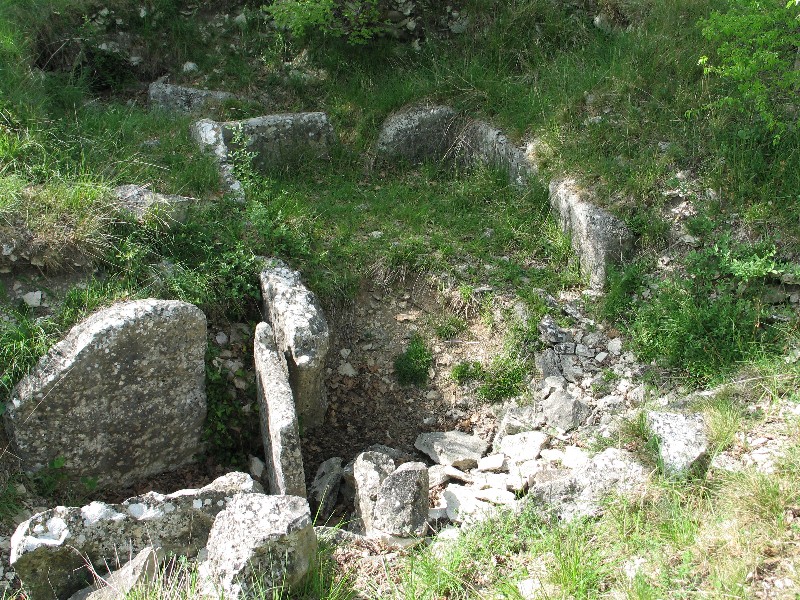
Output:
top-left (148, 82), bottom-right (234, 113)
top-left (199, 493), bottom-right (317, 600)
top-left (548, 178), bottom-right (633, 289)
top-left (260, 259), bottom-right (330, 430)
top-left (254, 322), bottom-right (306, 497)
top-left (372, 462), bottom-right (429, 538)
top-left (4, 299), bottom-right (206, 489)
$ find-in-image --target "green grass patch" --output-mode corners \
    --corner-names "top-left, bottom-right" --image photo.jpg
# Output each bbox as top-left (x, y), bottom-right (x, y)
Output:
top-left (394, 333), bottom-right (433, 387)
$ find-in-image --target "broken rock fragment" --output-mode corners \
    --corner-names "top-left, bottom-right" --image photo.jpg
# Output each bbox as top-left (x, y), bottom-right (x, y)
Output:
top-left (415, 431), bottom-right (488, 470)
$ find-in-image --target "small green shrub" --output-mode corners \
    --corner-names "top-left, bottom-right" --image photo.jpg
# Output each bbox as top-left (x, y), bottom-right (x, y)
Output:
top-left (264, 0), bottom-right (384, 44)
top-left (699, 0), bottom-right (800, 143)
top-left (394, 333), bottom-right (433, 386)
top-left (477, 355), bottom-right (527, 402)
top-left (451, 361), bottom-right (485, 385)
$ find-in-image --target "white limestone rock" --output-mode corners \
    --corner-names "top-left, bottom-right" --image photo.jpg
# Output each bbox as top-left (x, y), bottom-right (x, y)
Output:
top-left (199, 494), bottom-right (316, 600)
top-left (647, 411), bottom-right (709, 474)
top-left (415, 431), bottom-right (488, 470)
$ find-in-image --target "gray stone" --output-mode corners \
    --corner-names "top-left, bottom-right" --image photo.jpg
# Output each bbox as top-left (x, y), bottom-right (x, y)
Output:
top-left (442, 484), bottom-right (495, 524)
top-left (535, 349), bottom-right (562, 378)
top-left (190, 118), bottom-right (243, 198)
top-left (314, 526), bottom-right (365, 547)
top-left (21, 291), bottom-right (42, 308)
top-left (375, 106), bottom-right (537, 186)
top-left (69, 546), bottom-right (163, 600)
top-left (114, 185), bottom-right (195, 223)
top-left (4, 299), bottom-right (206, 489)
top-left (222, 113), bottom-right (336, 172)
top-left (477, 453), bottom-right (507, 472)
top-left (536, 375), bottom-right (567, 400)
top-left (560, 355), bottom-right (582, 383)
top-left (531, 448), bottom-right (647, 519)
top-left (372, 462), bottom-right (429, 538)
top-left (260, 259), bottom-right (330, 431)
top-left (414, 431), bottom-right (488, 470)
top-left (375, 105), bottom-right (462, 165)
top-left (538, 315), bottom-right (567, 345)
top-left (646, 411), bottom-right (709, 474)
top-left (11, 473), bottom-right (261, 600)
top-left (199, 494), bottom-right (316, 600)
top-left (548, 178), bottom-right (633, 289)
top-left (254, 322), bottom-right (306, 497)
top-left (541, 390), bottom-right (590, 432)
top-left (456, 120), bottom-right (537, 186)
top-left (493, 406), bottom-right (545, 451)
top-left (499, 432), bottom-right (549, 463)
top-left (148, 82), bottom-right (234, 113)
top-left (310, 457), bottom-right (343, 521)
top-left (352, 451), bottom-right (395, 534)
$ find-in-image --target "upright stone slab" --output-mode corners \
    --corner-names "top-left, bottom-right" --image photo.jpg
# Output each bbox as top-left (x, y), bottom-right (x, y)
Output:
top-left (221, 113), bottom-right (336, 170)
top-left (254, 322), bottom-right (306, 497)
top-left (192, 113), bottom-right (337, 198)
top-left (352, 451), bottom-right (395, 535)
top-left (11, 473), bottom-right (261, 600)
top-left (199, 493), bottom-right (317, 600)
top-left (646, 411), bottom-right (709, 474)
top-left (548, 178), bottom-right (633, 289)
top-left (372, 462), bottom-right (429, 539)
top-left (4, 299), bottom-right (207, 489)
top-left (375, 105), bottom-right (461, 164)
top-left (260, 259), bottom-right (330, 430)
top-left (457, 120), bottom-right (538, 186)
top-left (148, 82), bottom-right (234, 113)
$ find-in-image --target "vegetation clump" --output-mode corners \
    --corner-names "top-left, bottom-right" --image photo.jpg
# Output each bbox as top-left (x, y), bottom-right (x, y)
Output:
top-left (394, 333), bottom-right (433, 386)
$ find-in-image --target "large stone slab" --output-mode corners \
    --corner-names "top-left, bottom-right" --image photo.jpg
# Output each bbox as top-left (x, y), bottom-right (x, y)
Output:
top-left (260, 259), bottom-right (330, 430)
top-left (199, 494), bottom-right (317, 600)
top-left (457, 120), bottom-right (537, 186)
top-left (254, 322), bottom-right (306, 497)
top-left (310, 457), bottom-right (343, 522)
top-left (415, 431), bottom-right (488, 469)
top-left (548, 178), bottom-right (633, 289)
top-left (375, 105), bottom-right (462, 165)
top-left (4, 299), bottom-right (207, 489)
top-left (148, 82), bottom-right (234, 113)
top-left (68, 546), bottom-right (163, 600)
top-left (11, 473), bottom-right (261, 600)
top-left (647, 411), bottom-right (709, 474)
top-left (193, 113), bottom-right (336, 195)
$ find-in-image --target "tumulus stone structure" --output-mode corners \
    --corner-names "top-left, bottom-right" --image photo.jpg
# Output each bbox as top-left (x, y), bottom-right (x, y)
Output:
top-left (4, 299), bottom-right (207, 489)
top-left (260, 259), bottom-right (330, 431)
top-left (254, 322), bottom-right (306, 497)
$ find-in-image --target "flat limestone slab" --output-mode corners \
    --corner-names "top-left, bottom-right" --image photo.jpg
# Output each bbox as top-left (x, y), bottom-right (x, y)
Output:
top-left (4, 299), bottom-right (206, 489)
top-left (254, 322), bottom-right (306, 497)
